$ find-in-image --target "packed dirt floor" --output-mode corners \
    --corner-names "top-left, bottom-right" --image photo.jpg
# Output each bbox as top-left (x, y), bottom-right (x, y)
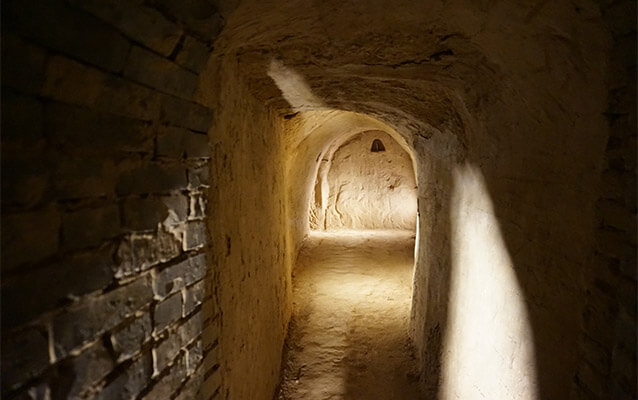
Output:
top-left (277, 231), bottom-right (422, 400)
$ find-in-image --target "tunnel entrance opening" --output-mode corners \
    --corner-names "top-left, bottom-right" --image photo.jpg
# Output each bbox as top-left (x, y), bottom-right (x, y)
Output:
top-left (278, 129), bottom-right (420, 399)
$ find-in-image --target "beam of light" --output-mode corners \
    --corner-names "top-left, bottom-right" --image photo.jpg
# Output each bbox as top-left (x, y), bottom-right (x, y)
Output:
top-left (443, 164), bottom-right (539, 400)
top-left (267, 59), bottom-right (325, 111)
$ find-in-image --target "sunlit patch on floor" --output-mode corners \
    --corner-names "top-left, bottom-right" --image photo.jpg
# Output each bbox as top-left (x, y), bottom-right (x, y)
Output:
top-left (278, 231), bottom-right (421, 400)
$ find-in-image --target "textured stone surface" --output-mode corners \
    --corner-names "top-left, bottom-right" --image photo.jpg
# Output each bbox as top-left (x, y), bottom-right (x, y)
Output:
top-left (4, 0), bottom-right (131, 72)
top-left (159, 95), bottom-right (214, 132)
top-left (153, 254), bottom-right (207, 298)
top-left (46, 101), bottom-right (153, 153)
top-left (53, 276), bottom-right (153, 357)
top-left (310, 130), bottom-right (416, 231)
top-left (142, 353), bottom-right (187, 399)
top-left (1, 208), bottom-right (60, 271)
top-left (70, 0), bottom-right (182, 57)
top-left (96, 353), bottom-right (153, 400)
top-left (176, 36), bottom-right (212, 73)
top-left (1, 327), bottom-right (50, 392)
top-left (184, 280), bottom-right (205, 316)
top-left (2, 245), bottom-right (115, 328)
top-left (117, 164), bottom-right (187, 195)
top-left (61, 341), bottom-right (115, 399)
top-left (62, 205), bottom-right (120, 249)
top-left (110, 313), bottom-right (153, 362)
top-left (0, 2), bottom-right (217, 399)
top-left (154, 291), bottom-right (183, 333)
top-left (124, 46), bottom-right (198, 99)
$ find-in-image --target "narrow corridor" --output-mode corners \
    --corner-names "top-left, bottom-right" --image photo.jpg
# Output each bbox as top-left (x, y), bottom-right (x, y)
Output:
top-left (278, 231), bottom-right (421, 400)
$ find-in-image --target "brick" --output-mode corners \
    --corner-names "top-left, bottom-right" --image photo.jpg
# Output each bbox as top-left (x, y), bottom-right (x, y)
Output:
top-left (173, 368), bottom-right (204, 400)
top-left (162, 194), bottom-right (189, 226)
top-left (53, 275), bottom-right (153, 357)
top-left (116, 164), bottom-right (187, 195)
top-left (95, 352), bottom-right (153, 400)
top-left (62, 205), bottom-right (120, 250)
top-left (184, 133), bottom-right (210, 159)
top-left (157, 126), bottom-right (210, 159)
top-left (115, 228), bottom-right (182, 278)
top-left (45, 102), bottom-right (153, 153)
top-left (110, 313), bottom-right (153, 362)
top-left (153, 333), bottom-right (181, 375)
top-left (1, 327), bottom-right (50, 392)
top-left (153, 254), bottom-right (207, 298)
top-left (152, 312), bottom-right (203, 375)
top-left (160, 95), bottom-right (213, 133)
top-left (1, 90), bottom-right (44, 144)
top-left (4, 0), bottom-right (130, 72)
top-left (154, 292), bottom-right (183, 333)
top-left (188, 166), bottom-right (210, 189)
top-left (184, 221), bottom-right (208, 250)
top-left (2, 156), bottom-right (51, 208)
top-left (54, 156), bottom-right (119, 200)
top-left (124, 46), bottom-right (198, 99)
top-left (157, 125), bottom-right (188, 158)
top-left (1, 208), bottom-right (60, 272)
top-left (1, 34), bottom-right (47, 94)
top-left (60, 341), bottom-right (115, 399)
top-left (69, 0), bottom-right (182, 57)
top-left (122, 197), bottom-right (169, 231)
top-left (189, 192), bottom-right (208, 220)
top-left (176, 36), bottom-right (211, 73)
top-left (178, 310), bottom-right (203, 347)
top-left (186, 340), bottom-right (203, 375)
top-left (2, 245), bottom-right (115, 329)
top-left (11, 382), bottom-right (51, 400)
top-left (42, 56), bottom-right (161, 121)
top-left (184, 280), bottom-right (205, 317)
top-left (142, 353), bottom-right (187, 399)
top-left (200, 367), bottom-right (221, 398)
top-left (148, 0), bottom-right (224, 40)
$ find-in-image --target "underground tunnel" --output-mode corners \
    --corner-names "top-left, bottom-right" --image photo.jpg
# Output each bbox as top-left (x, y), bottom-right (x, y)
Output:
top-left (1, 1), bottom-right (636, 400)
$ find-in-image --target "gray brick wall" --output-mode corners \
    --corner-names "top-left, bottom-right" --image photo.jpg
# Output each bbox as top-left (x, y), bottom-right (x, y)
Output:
top-left (1, 0), bottom-right (224, 398)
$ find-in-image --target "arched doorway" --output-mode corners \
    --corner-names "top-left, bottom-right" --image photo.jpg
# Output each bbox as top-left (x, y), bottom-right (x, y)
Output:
top-left (279, 127), bottom-right (420, 399)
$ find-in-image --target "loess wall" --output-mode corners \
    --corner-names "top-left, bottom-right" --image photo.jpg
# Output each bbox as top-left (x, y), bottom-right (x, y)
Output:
top-left (198, 52), bottom-right (291, 400)
top-left (309, 130), bottom-right (417, 231)
top-left (215, 0), bottom-right (636, 399)
top-left (1, 0), bottom-right (227, 399)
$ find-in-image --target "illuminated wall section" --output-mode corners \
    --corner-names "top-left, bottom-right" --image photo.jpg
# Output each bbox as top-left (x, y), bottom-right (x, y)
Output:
top-left (309, 130), bottom-right (417, 232)
top-left (442, 164), bottom-right (539, 400)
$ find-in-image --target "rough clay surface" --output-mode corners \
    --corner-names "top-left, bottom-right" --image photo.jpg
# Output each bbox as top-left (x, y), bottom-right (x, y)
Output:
top-left (278, 231), bottom-right (421, 400)
top-left (310, 130), bottom-right (417, 231)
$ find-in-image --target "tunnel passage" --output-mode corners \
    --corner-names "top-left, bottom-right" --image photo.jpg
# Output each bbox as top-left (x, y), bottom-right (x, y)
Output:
top-left (278, 128), bottom-right (420, 399)
top-left (0, 1), bottom-right (634, 400)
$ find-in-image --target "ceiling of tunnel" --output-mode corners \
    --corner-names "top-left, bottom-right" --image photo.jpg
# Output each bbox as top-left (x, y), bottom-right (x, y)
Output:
top-left (204, 0), bottom-right (609, 152)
